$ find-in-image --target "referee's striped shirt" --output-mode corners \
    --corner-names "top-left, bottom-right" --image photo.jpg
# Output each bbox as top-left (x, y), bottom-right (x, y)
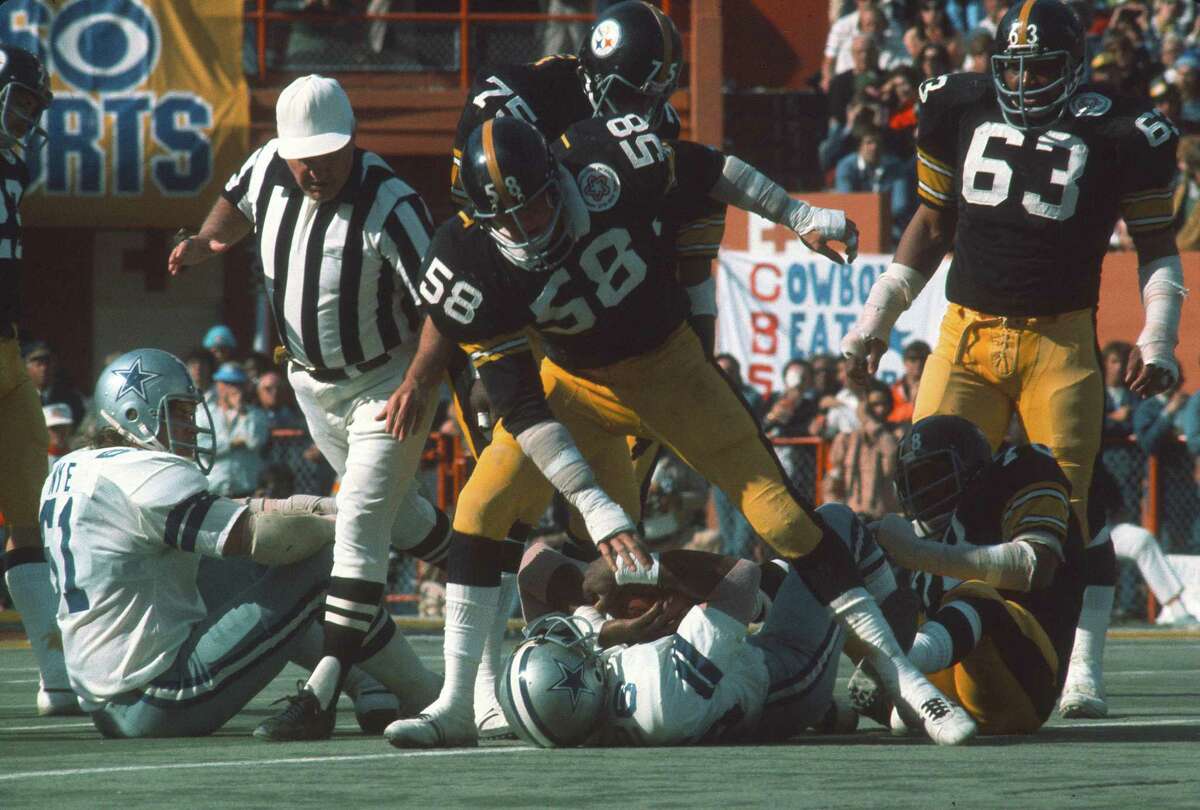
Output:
top-left (222, 139), bottom-right (433, 372)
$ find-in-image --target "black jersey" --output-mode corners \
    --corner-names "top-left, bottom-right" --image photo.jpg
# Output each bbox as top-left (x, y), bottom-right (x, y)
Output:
top-left (0, 150), bottom-right (30, 326)
top-left (911, 444), bottom-right (1086, 670)
top-left (451, 54), bottom-right (681, 206)
top-left (421, 116), bottom-right (723, 431)
top-left (915, 73), bottom-right (1179, 317)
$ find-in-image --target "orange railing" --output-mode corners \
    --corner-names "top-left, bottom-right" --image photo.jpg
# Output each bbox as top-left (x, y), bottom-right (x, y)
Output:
top-left (245, 0), bottom-right (675, 84)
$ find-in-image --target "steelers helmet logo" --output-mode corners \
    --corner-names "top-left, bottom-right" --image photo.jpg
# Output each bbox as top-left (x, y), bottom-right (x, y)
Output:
top-left (577, 162), bottom-right (621, 212)
top-left (591, 19), bottom-right (621, 58)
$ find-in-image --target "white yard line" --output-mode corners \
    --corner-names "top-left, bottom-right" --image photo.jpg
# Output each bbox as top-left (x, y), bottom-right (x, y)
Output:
top-left (0, 745), bottom-right (539, 783)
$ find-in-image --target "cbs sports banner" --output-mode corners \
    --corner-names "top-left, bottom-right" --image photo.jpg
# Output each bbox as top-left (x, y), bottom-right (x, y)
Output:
top-left (716, 230), bottom-right (950, 399)
top-left (0, 0), bottom-right (249, 227)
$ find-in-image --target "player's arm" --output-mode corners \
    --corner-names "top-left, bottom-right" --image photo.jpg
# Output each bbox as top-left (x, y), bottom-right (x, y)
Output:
top-left (377, 315), bottom-right (458, 440)
top-left (168, 144), bottom-right (263, 275)
top-left (472, 338), bottom-right (650, 572)
top-left (583, 550), bottom-right (762, 623)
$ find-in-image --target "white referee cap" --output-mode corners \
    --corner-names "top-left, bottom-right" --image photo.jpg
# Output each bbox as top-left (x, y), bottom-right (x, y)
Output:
top-left (276, 75), bottom-right (354, 160)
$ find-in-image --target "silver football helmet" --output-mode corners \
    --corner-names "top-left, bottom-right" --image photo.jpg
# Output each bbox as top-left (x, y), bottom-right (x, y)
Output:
top-left (498, 614), bottom-right (608, 748)
top-left (93, 348), bottom-right (216, 473)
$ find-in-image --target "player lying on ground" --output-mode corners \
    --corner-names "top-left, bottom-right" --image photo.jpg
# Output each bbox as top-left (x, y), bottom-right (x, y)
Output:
top-left (41, 348), bottom-right (441, 738)
top-left (851, 415), bottom-right (1085, 735)
top-left (498, 502), bottom-right (935, 746)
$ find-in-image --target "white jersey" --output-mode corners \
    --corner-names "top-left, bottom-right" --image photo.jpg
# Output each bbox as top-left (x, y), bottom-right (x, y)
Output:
top-left (39, 447), bottom-right (245, 706)
top-left (592, 606), bottom-right (768, 746)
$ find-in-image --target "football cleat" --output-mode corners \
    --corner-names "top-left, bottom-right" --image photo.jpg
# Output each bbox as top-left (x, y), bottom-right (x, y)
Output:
top-left (36, 687), bottom-right (85, 717)
top-left (846, 661), bottom-right (893, 728)
top-left (351, 683), bottom-right (400, 735)
top-left (894, 694), bottom-right (976, 745)
top-left (1059, 681), bottom-right (1108, 719)
top-left (476, 701), bottom-right (516, 741)
top-left (253, 682), bottom-right (335, 742)
top-left (384, 710), bottom-right (479, 749)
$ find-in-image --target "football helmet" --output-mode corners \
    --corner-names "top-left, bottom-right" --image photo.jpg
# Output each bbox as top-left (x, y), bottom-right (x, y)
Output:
top-left (991, 0), bottom-right (1085, 130)
top-left (93, 348), bottom-right (216, 473)
top-left (460, 117), bottom-right (575, 272)
top-left (0, 45), bottom-right (52, 152)
top-left (498, 614), bottom-right (608, 748)
top-left (895, 415), bottom-right (992, 538)
top-left (578, 1), bottom-right (682, 129)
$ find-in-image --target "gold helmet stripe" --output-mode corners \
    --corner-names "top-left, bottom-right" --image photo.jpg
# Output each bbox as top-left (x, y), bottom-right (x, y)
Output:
top-left (481, 119), bottom-right (513, 209)
top-left (1016, 0), bottom-right (1037, 45)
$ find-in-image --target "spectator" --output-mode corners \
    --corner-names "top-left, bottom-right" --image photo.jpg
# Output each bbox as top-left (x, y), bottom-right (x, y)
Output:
top-left (1158, 31), bottom-right (1186, 82)
top-left (184, 347), bottom-right (216, 404)
top-left (207, 362), bottom-right (269, 497)
top-left (202, 324), bottom-right (238, 366)
top-left (1176, 49), bottom-right (1200, 131)
top-left (859, 2), bottom-right (912, 69)
top-left (969, 0), bottom-right (1010, 39)
top-left (763, 359), bottom-right (820, 439)
top-left (903, 0), bottom-right (963, 69)
top-left (256, 369), bottom-right (304, 429)
top-left (43, 402), bottom-right (74, 469)
top-left (1150, 78), bottom-right (1182, 130)
top-left (823, 0), bottom-right (907, 91)
top-left (255, 367), bottom-right (336, 496)
top-left (1134, 371), bottom-right (1198, 553)
top-left (821, 380), bottom-right (901, 521)
top-left (1101, 341), bottom-right (1139, 438)
top-left (880, 65), bottom-right (922, 156)
top-left (917, 41), bottom-right (952, 80)
top-left (715, 353), bottom-right (764, 416)
top-left (819, 90), bottom-right (886, 172)
top-left (1148, 0), bottom-right (1185, 55)
top-left (1173, 136), bottom-right (1200, 249)
top-left (889, 339), bottom-right (930, 427)
top-left (834, 123), bottom-right (917, 243)
top-left (1102, 28), bottom-right (1157, 99)
top-left (828, 34), bottom-right (884, 126)
top-left (811, 357), bottom-right (864, 439)
top-left (241, 351), bottom-right (276, 386)
top-left (22, 340), bottom-right (85, 427)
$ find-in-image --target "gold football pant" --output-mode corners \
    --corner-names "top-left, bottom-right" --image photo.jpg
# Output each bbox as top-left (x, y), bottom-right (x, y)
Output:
top-left (453, 325), bottom-right (825, 560)
top-left (0, 335), bottom-right (49, 535)
top-left (927, 581), bottom-right (1060, 735)
top-left (913, 305), bottom-right (1103, 538)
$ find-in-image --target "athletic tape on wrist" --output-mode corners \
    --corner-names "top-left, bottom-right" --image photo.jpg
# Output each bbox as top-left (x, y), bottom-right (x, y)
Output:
top-left (614, 553), bottom-right (661, 587)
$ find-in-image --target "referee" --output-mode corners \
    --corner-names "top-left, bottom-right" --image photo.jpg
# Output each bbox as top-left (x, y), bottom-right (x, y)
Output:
top-left (169, 75), bottom-right (447, 741)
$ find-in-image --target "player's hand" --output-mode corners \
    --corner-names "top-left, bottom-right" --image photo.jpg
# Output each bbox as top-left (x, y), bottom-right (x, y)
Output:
top-left (595, 530), bottom-right (652, 573)
top-left (840, 330), bottom-right (888, 388)
top-left (167, 232), bottom-right (233, 275)
top-left (375, 375), bottom-right (429, 441)
top-left (582, 558), bottom-right (618, 608)
top-left (869, 513), bottom-right (921, 567)
top-left (800, 218), bottom-right (859, 265)
top-left (597, 601), bottom-right (672, 647)
top-left (1126, 344), bottom-right (1178, 398)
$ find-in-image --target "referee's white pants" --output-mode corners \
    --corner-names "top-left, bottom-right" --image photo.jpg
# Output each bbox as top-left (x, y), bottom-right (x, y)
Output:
top-left (289, 350), bottom-right (437, 584)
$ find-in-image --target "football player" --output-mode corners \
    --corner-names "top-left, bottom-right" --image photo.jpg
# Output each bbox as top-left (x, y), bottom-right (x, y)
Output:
top-left (435, 2), bottom-right (716, 737)
top-left (861, 415), bottom-right (1085, 734)
top-left (500, 502), bottom-right (904, 746)
top-left (840, 0), bottom-right (1183, 718)
top-left (42, 348), bottom-right (441, 737)
top-left (0, 44), bottom-right (74, 717)
top-left (382, 114), bottom-right (974, 750)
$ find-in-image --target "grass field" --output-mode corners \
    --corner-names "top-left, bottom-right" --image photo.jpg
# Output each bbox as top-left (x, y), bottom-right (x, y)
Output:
top-left (1, 629), bottom-right (1198, 809)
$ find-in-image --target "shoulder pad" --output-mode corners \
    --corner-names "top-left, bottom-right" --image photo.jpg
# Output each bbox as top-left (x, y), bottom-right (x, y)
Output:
top-left (556, 116), bottom-right (671, 210)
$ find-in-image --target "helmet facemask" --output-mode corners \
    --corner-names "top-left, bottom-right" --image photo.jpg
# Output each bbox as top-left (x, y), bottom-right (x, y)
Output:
top-left (476, 170), bottom-right (573, 273)
top-left (0, 81), bottom-right (50, 153)
top-left (582, 68), bottom-right (677, 130)
top-left (100, 393), bottom-right (216, 474)
top-left (895, 446), bottom-right (974, 538)
top-left (991, 48), bottom-right (1083, 130)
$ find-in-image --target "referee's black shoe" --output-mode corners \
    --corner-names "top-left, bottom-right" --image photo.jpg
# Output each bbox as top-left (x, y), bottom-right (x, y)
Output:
top-left (254, 681), bottom-right (335, 741)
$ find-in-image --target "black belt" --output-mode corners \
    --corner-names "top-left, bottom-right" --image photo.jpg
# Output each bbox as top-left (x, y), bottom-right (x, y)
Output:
top-left (305, 352), bottom-right (391, 383)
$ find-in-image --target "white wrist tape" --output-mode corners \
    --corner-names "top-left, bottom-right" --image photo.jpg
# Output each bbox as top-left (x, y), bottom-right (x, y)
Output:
top-left (1136, 255), bottom-right (1187, 377)
top-left (841, 262), bottom-right (927, 361)
top-left (898, 536), bottom-right (1041, 592)
top-left (614, 553), bottom-right (661, 587)
top-left (713, 155), bottom-right (848, 242)
top-left (516, 420), bottom-right (635, 542)
top-left (686, 277), bottom-right (717, 317)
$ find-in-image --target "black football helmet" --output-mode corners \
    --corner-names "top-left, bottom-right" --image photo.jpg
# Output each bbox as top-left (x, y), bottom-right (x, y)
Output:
top-left (895, 415), bottom-right (993, 538)
top-left (991, 0), bottom-right (1085, 130)
top-left (460, 117), bottom-right (574, 273)
top-left (578, 1), bottom-right (682, 129)
top-left (0, 45), bottom-right (52, 152)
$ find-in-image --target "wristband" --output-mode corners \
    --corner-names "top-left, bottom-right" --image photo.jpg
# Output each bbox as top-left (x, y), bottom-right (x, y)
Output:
top-left (614, 553), bottom-right (661, 587)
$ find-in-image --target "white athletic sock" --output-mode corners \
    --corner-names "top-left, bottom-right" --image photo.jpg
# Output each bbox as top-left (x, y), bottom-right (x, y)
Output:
top-left (863, 562), bottom-right (898, 604)
top-left (306, 656), bottom-right (343, 710)
top-left (1068, 584), bottom-right (1114, 686)
top-left (358, 630), bottom-right (443, 716)
top-left (428, 583), bottom-right (499, 720)
top-left (1111, 523), bottom-right (1184, 605)
top-left (831, 587), bottom-right (904, 690)
top-left (5, 562), bottom-right (70, 690)
top-left (475, 572), bottom-right (516, 716)
top-left (908, 622), bottom-right (955, 674)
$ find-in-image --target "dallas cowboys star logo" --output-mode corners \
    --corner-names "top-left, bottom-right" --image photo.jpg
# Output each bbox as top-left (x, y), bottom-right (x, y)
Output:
top-left (549, 659), bottom-right (594, 710)
top-left (111, 357), bottom-right (162, 403)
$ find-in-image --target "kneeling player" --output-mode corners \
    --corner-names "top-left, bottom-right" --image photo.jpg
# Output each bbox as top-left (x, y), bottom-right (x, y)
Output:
top-left (869, 415), bottom-right (1085, 734)
top-left (500, 502), bottom-right (924, 746)
top-left (42, 349), bottom-right (439, 738)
